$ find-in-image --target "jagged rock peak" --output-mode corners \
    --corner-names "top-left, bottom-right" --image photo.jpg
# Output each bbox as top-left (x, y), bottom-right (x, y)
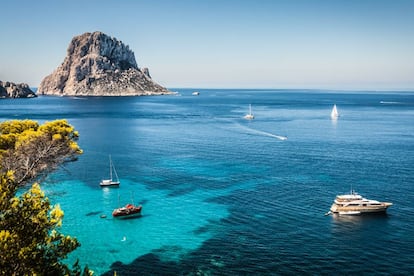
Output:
top-left (67, 31), bottom-right (138, 70)
top-left (0, 80), bottom-right (37, 98)
top-left (38, 31), bottom-right (171, 96)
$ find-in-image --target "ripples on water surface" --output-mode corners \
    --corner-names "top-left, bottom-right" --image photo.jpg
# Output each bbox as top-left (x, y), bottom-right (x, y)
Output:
top-left (1, 89), bottom-right (413, 275)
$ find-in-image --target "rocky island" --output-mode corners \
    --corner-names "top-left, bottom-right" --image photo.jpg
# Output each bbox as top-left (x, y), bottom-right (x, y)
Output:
top-left (38, 31), bottom-right (171, 96)
top-left (0, 81), bottom-right (37, 98)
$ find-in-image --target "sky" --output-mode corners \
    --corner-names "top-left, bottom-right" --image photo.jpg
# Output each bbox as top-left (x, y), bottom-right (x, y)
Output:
top-left (1, 0), bottom-right (414, 90)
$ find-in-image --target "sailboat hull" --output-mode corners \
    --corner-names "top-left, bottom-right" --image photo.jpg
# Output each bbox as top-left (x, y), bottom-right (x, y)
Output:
top-left (100, 179), bottom-right (120, 187)
top-left (112, 204), bottom-right (142, 219)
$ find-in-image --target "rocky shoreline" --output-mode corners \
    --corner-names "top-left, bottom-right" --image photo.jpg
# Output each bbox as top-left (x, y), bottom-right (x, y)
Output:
top-left (0, 81), bottom-right (37, 98)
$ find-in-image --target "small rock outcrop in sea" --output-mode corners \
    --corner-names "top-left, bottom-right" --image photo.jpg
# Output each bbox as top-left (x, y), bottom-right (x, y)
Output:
top-left (37, 31), bottom-right (171, 96)
top-left (0, 81), bottom-right (37, 98)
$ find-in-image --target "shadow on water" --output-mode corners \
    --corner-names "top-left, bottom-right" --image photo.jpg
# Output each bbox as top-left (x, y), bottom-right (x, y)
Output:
top-left (113, 215), bottom-right (143, 221)
top-left (99, 213), bottom-right (150, 220)
top-left (330, 212), bottom-right (390, 233)
top-left (135, 199), bottom-right (148, 205)
top-left (101, 254), bottom-right (182, 276)
top-left (101, 186), bottom-right (410, 275)
top-left (100, 186), bottom-right (303, 275)
top-left (85, 211), bottom-right (103, 216)
top-left (332, 212), bottom-right (389, 220)
top-left (330, 212), bottom-right (390, 224)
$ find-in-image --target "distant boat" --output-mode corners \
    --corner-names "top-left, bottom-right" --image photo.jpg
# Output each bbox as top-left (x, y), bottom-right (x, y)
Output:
top-left (192, 91), bottom-right (200, 96)
top-left (244, 104), bottom-right (254, 120)
top-left (100, 155), bottom-right (120, 187)
top-left (330, 104), bottom-right (339, 119)
top-left (112, 193), bottom-right (142, 219)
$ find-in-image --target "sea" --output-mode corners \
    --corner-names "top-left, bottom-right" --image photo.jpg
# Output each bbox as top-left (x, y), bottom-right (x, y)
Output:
top-left (1, 89), bottom-right (413, 275)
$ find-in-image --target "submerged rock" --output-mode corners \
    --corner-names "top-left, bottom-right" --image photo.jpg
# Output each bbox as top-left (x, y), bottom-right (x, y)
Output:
top-left (0, 81), bottom-right (37, 98)
top-left (38, 31), bottom-right (171, 96)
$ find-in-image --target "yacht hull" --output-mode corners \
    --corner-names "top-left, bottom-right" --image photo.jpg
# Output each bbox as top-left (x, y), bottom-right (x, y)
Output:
top-left (100, 180), bottom-right (120, 187)
top-left (330, 203), bottom-right (392, 214)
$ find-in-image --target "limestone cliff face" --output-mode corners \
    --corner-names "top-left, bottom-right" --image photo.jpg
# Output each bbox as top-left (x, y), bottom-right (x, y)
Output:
top-left (0, 81), bottom-right (37, 98)
top-left (37, 31), bottom-right (171, 96)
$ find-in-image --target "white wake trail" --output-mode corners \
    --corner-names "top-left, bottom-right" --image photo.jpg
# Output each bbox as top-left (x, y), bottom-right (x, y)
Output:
top-left (234, 122), bottom-right (288, 141)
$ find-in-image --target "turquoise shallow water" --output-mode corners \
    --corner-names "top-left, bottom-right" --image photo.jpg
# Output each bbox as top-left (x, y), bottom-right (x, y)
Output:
top-left (1, 89), bottom-right (414, 275)
top-left (43, 178), bottom-right (229, 269)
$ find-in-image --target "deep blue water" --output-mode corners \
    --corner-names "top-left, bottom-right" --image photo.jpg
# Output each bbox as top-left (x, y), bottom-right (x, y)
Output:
top-left (1, 89), bottom-right (414, 275)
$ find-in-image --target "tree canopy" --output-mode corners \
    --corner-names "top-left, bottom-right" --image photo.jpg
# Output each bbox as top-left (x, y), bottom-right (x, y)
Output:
top-left (0, 119), bottom-right (90, 275)
top-left (0, 119), bottom-right (82, 186)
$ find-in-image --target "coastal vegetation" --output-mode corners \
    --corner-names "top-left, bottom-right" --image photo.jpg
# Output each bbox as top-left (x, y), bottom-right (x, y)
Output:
top-left (0, 119), bottom-right (90, 275)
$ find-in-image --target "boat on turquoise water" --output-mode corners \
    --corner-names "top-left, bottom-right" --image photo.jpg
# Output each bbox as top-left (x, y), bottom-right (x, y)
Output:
top-left (330, 104), bottom-right (339, 119)
top-left (112, 203), bottom-right (142, 219)
top-left (244, 104), bottom-right (254, 120)
top-left (100, 155), bottom-right (120, 187)
top-left (330, 190), bottom-right (392, 215)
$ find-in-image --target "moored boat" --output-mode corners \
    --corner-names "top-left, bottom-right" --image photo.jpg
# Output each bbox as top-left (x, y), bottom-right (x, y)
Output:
top-left (330, 190), bottom-right (392, 215)
top-left (100, 155), bottom-right (120, 187)
top-left (112, 204), bottom-right (142, 219)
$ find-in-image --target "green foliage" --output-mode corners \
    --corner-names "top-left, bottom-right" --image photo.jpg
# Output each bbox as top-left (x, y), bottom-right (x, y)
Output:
top-left (0, 119), bottom-right (82, 186)
top-left (0, 119), bottom-right (91, 275)
top-left (0, 181), bottom-right (80, 275)
top-left (0, 119), bottom-right (39, 135)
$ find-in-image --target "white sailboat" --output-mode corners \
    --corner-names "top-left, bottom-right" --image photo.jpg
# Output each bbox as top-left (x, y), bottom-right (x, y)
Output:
top-left (330, 104), bottom-right (339, 119)
top-left (244, 104), bottom-right (254, 120)
top-left (100, 155), bottom-right (120, 187)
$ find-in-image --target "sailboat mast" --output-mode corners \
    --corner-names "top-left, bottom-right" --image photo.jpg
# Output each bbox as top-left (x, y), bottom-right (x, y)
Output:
top-left (109, 155), bottom-right (113, 180)
top-left (112, 162), bottom-right (119, 182)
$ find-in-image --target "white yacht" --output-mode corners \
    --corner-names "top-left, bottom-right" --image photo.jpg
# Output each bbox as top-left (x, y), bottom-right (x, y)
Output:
top-left (330, 190), bottom-right (392, 215)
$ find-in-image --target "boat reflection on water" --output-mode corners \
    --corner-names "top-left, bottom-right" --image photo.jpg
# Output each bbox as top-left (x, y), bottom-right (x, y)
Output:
top-left (329, 212), bottom-right (390, 239)
top-left (331, 211), bottom-right (389, 221)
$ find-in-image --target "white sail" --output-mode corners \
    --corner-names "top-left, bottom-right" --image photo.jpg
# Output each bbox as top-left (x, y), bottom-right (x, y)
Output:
top-left (244, 104), bottom-right (254, 120)
top-left (331, 104), bottom-right (339, 119)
